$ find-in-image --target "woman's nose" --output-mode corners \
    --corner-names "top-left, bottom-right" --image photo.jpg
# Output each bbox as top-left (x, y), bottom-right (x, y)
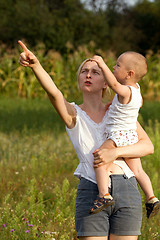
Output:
top-left (86, 71), bottom-right (91, 78)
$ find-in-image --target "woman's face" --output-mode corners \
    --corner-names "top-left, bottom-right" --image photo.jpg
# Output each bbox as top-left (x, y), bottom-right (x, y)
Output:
top-left (78, 60), bottom-right (107, 94)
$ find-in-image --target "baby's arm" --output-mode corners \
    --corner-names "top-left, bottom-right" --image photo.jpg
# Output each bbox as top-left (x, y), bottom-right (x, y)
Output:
top-left (18, 41), bottom-right (76, 129)
top-left (92, 55), bottom-right (131, 104)
top-left (93, 121), bottom-right (154, 168)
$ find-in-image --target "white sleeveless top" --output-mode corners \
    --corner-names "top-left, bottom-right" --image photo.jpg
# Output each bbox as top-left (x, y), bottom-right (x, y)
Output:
top-left (66, 103), bottom-right (134, 184)
top-left (106, 84), bottom-right (142, 132)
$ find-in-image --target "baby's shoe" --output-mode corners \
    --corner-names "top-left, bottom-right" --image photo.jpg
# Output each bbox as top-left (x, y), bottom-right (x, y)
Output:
top-left (145, 196), bottom-right (160, 219)
top-left (90, 193), bottom-right (114, 214)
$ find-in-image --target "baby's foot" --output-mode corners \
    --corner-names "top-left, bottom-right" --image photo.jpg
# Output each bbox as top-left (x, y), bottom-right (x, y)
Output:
top-left (89, 194), bottom-right (114, 214)
top-left (145, 197), bottom-right (160, 219)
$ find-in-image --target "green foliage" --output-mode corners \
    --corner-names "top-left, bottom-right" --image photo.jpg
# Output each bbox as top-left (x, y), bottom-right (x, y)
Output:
top-left (141, 51), bottom-right (160, 100)
top-left (1, 0), bottom-right (160, 54)
top-left (0, 0), bottom-right (110, 53)
top-left (131, 0), bottom-right (160, 53)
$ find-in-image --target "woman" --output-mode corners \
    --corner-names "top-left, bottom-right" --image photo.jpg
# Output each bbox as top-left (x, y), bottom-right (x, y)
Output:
top-left (18, 41), bottom-right (154, 240)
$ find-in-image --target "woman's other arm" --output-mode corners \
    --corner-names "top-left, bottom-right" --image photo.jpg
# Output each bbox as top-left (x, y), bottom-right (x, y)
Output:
top-left (93, 121), bottom-right (154, 168)
top-left (117, 121), bottom-right (154, 158)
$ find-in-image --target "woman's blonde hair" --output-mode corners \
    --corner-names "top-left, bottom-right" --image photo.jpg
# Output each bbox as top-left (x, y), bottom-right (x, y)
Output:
top-left (77, 58), bottom-right (107, 98)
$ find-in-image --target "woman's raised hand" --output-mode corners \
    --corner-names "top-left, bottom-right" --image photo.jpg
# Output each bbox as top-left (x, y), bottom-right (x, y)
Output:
top-left (18, 40), bottom-right (38, 68)
top-left (93, 148), bottom-right (118, 168)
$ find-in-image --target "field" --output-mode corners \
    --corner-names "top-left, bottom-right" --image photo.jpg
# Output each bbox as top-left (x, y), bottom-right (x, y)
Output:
top-left (0, 43), bottom-right (160, 239)
top-left (0, 97), bottom-right (159, 240)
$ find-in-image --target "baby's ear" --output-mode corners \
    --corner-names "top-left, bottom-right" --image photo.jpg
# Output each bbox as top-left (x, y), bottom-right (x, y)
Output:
top-left (128, 70), bottom-right (135, 78)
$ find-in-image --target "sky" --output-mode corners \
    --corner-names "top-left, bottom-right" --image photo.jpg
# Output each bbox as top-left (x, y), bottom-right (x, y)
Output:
top-left (81, 0), bottom-right (155, 9)
top-left (127, 0), bottom-right (154, 5)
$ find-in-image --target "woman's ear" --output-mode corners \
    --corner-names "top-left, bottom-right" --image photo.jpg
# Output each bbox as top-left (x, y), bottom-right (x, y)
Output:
top-left (102, 82), bottom-right (108, 98)
top-left (103, 81), bottom-right (108, 89)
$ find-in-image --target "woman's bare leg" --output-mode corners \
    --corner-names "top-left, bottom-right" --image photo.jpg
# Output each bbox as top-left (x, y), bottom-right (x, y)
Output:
top-left (79, 235), bottom-right (138, 240)
top-left (109, 234), bottom-right (138, 240)
top-left (79, 237), bottom-right (108, 240)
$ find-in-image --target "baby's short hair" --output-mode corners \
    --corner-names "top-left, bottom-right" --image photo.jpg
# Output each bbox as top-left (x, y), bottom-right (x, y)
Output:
top-left (123, 51), bottom-right (148, 81)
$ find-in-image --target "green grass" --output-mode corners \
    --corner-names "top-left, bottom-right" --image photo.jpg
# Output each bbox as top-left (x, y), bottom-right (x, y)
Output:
top-left (0, 97), bottom-right (159, 239)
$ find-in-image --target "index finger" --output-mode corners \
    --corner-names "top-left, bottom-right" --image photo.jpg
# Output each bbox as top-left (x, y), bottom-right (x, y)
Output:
top-left (18, 40), bottom-right (28, 52)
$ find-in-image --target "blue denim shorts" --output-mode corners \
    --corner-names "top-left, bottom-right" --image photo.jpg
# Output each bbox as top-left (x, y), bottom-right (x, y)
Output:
top-left (75, 175), bottom-right (142, 237)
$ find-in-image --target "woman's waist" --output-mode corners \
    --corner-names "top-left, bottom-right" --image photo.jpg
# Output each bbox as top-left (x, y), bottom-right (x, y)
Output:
top-left (74, 160), bottom-right (130, 179)
top-left (107, 162), bottom-right (124, 174)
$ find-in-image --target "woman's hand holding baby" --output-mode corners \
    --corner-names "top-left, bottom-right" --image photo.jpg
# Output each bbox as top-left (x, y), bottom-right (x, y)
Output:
top-left (93, 148), bottom-right (118, 168)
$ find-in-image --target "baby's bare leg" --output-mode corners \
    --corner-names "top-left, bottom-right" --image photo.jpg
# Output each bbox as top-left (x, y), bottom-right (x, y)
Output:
top-left (95, 139), bottom-right (116, 197)
top-left (125, 158), bottom-right (154, 201)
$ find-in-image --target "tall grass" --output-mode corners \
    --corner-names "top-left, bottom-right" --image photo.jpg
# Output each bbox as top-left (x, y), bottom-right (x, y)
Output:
top-left (0, 97), bottom-right (79, 239)
top-left (0, 98), bottom-right (159, 239)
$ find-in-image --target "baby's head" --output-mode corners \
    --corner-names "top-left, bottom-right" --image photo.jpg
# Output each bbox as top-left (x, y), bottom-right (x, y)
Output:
top-left (119, 51), bottom-right (148, 82)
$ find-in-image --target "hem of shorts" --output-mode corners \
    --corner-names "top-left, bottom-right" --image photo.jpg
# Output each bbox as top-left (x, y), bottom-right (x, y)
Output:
top-left (77, 232), bottom-right (108, 237)
top-left (110, 231), bottom-right (141, 236)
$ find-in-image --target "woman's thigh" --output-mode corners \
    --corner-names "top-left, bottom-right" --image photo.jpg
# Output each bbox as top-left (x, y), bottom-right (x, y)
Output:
top-left (76, 178), bottom-right (111, 237)
top-left (109, 175), bottom-right (142, 236)
top-left (79, 237), bottom-right (108, 240)
top-left (76, 176), bottom-right (142, 238)
top-left (79, 234), bottom-right (138, 240)
top-left (109, 234), bottom-right (138, 240)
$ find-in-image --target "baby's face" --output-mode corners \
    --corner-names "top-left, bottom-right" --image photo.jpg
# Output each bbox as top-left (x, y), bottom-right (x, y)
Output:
top-left (113, 54), bottom-right (130, 83)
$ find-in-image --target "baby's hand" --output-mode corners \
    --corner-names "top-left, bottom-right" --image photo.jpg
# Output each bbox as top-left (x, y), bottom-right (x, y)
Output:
top-left (91, 55), bottom-right (106, 68)
top-left (18, 40), bottom-right (38, 68)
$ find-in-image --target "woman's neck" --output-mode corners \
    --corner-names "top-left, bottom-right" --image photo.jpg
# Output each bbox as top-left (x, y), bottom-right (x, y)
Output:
top-left (79, 94), bottom-right (106, 123)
